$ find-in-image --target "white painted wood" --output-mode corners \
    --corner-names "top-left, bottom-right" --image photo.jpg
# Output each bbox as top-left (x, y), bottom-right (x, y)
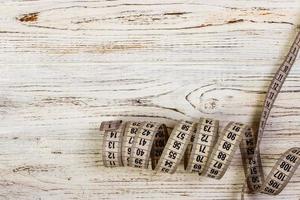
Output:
top-left (1, 0), bottom-right (300, 199)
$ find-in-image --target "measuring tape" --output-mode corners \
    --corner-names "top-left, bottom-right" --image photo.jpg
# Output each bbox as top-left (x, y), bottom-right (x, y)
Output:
top-left (100, 30), bottom-right (300, 196)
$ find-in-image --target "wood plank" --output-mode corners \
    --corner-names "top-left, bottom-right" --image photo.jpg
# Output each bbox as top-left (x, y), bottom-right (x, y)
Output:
top-left (0, 0), bottom-right (300, 199)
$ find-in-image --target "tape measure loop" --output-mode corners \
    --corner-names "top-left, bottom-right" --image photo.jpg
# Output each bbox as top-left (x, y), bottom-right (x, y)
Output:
top-left (155, 120), bottom-right (196, 174)
top-left (130, 121), bottom-right (168, 169)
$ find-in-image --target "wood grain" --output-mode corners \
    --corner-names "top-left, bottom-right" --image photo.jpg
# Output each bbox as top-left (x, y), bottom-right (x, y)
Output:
top-left (1, 0), bottom-right (300, 199)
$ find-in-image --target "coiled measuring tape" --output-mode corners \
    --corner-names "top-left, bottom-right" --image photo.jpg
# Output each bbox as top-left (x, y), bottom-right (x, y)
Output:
top-left (99, 30), bottom-right (300, 196)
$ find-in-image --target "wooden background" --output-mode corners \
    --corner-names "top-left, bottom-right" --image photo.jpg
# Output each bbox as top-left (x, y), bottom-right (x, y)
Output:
top-left (1, 0), bottom-right (300, 199)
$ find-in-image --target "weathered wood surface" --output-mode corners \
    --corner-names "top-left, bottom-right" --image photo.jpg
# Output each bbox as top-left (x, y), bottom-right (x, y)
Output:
top-left (1, 0), bottom-right (300, 199)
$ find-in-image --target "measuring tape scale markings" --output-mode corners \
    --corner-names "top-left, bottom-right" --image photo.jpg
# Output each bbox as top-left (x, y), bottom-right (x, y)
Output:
top-left (99, 30), bottom-right (300, 196)
top-left (122, 121), bottom-right (143, 166)
top-left (247, 30), bottom-right (300, 195)
top-left (129, 122), bottom-right (168, 169)
top-left (155, 120), bottom-right (196, 174)
top-left (100, 120), bottom-right (125, 167)
top-left (185, 118), bottom-right (219, 174)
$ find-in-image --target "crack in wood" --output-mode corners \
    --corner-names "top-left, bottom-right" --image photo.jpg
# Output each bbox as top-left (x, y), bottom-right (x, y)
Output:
top-left (163, 12), bottom-right (190, 16)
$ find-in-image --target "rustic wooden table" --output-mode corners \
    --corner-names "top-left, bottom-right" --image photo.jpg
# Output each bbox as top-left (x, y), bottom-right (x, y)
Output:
top-left (1, 1), bottom-right (300, 199)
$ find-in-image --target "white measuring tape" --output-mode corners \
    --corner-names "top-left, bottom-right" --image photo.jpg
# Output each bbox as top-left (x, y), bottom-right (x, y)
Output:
top-left (100, 30), bottom-right (300, 196)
